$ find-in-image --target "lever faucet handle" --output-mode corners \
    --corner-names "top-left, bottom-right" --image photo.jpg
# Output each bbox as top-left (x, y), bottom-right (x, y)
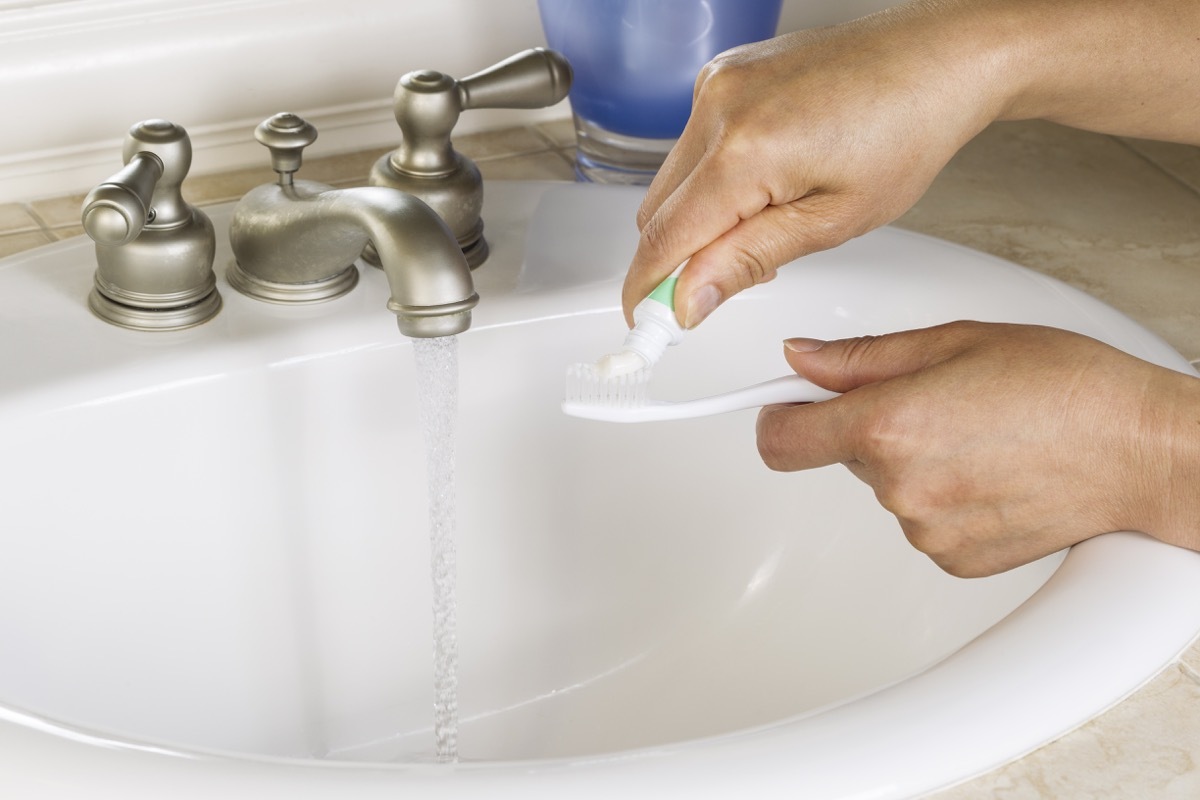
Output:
top-left (82, 120), bottom-right (220, 331)
top-left (82, 119), bottom-right (197, 246)
top-left (388, 48), bottom-right (572, 178)
top-left (371, 49), bottom-right (573, 269)
top-left (457, 47), bottom-right (573, 111)
top-left (82, 153), bottom-right (163, 246)
top-left (254, 113), bottom-right (319, 182)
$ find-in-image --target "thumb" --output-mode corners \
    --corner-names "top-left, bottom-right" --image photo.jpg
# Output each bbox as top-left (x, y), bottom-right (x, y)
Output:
top-left (782, 323), bottom-right (980, 393)
top-left (672, 192), bottom-right (861, 329)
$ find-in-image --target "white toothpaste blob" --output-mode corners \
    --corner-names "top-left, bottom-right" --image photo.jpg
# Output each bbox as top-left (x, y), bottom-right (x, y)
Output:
top-left (597, 349), bottom-right (649, 379)
top-left (598, 269), bottom-right (687, 376)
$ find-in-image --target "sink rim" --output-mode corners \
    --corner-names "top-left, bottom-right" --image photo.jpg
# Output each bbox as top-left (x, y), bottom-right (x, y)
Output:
top-left (0, 180), bottom-right (1197, 800)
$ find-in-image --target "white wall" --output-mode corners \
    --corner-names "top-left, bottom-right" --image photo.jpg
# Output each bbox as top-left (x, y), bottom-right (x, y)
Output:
top-left (0, 0), bottom-right (896, 202)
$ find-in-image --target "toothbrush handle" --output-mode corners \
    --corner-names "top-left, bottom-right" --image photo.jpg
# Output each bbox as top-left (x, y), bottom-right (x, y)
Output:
top-left (676, 374), bottom-right (839, 420)
top-left (624, 376), bottom-right (840, 424)
top-left (563, 373), bottom-right (839, 423)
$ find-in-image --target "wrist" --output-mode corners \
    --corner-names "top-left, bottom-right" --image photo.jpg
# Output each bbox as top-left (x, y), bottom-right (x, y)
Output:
top-left (859, 1), bottom-right (1035, 145)
top-left (1131, 369), bottom-right (1200, 550)
top-left (1157, 372), bottom-right (1200, 549)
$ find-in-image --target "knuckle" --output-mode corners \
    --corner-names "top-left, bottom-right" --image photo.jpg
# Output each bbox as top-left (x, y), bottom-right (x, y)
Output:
top-left (871, 474), bottom-right (921, 521)
top-left (836, 335), bottom-right (882, 372)
top-left (755, 409), bottom-right (791, 471)
top-left (939, 560), bottom-right (991, 580)
top-left (928, 549), bottom-right (990, 579)
top-left (731, 244), bottom-right (779, 292)
top-left (890, 490), bottom-right (996, 578)
top-left (638, 212), bottom-right (673, 258)
top-left (788, 199), bottom-right (860, 252)
top-left (695, 49), bottom-right (746, 97)
top-left (758, 443), bottom-right (788, 472)
top-left (694, 58), bottom-right (721, 94)
top-left (635, 202), bottom-right (654, 232)
top-left (897, 520), bottom-right (982, 577)
top-left (851, 394), bottom-right (909, 461)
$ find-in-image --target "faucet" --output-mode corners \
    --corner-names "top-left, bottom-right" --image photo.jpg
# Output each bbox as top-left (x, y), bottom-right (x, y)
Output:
top-left (82, 120), bottom-right (221, 331)
top-left (227, 113), bottom-right (478, 338)
top-left (366, 48), bottom-right (572, 268)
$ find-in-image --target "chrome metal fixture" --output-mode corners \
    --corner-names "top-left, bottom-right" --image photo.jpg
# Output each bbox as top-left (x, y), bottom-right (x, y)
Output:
top-left (367, 47), bottom-right (572, 268)
top-left (228, 113), bottom-right (478, 338)
top-left (82, 120), bottom-right (220, 330)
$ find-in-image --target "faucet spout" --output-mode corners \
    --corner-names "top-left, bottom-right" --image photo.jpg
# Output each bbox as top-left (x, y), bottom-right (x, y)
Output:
top-left (227, 114), bottom-right (478, 338)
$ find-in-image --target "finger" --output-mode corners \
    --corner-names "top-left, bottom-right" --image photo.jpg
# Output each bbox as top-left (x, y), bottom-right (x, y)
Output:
top-left (757, 323), bottom-right (992, 473)
top-left (622, 148), bottom-right (775, 324)
top-left (756, 396), bottom-right (864, 472)
top-left (620, 127), bottom-right (716, 328)
top-left (673, 191), bottom-right (870, 328)
top-left (635, 122), bottom-right (708, 234)
top-left (782, 321), bottom-right (989, 393)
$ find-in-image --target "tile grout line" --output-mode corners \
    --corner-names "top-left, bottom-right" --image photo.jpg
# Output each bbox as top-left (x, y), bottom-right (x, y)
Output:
top-left (525, 123), bottom-right (580, 172)
top-left (470, 144), bottom-right (556, 164)
top-left (1181, 660), bottom-right (1200, 686)
top-left (0, 208), bottom-right (40, 236)
top-left (19, 202), bottom-right (56, 237)
top-left (1111, 136), bottom-right (1200, 201)
top-left (527, 123), bottom-right (563, 151)
top-left (550, 148), bottom-right (579, 173)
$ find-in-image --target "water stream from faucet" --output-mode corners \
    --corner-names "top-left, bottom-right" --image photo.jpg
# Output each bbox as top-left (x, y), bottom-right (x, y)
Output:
top-left (412, 335), bottom-right (460, 763)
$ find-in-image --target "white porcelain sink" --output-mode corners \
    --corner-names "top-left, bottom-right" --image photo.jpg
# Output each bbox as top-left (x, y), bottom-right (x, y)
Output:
top-left (0, 181), bottom-right (1197, 798)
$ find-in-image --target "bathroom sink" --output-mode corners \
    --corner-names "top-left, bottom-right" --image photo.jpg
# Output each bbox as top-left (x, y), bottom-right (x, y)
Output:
top-left (0, 181), bottom-right (1197, 798)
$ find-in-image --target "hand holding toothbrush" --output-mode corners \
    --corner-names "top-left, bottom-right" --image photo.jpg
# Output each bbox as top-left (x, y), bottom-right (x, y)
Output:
top-left (756, 322), bottom-right (1200, 577)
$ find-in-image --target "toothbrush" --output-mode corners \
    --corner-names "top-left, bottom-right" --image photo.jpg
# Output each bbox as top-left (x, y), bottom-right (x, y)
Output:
top-left (562, 266), bottom-right (839, 423)
top-left (562, 364), bottom-right (839, 423)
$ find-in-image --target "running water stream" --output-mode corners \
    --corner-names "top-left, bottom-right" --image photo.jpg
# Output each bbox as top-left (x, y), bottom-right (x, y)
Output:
top-left (412, 335), bottom-right (460, 762)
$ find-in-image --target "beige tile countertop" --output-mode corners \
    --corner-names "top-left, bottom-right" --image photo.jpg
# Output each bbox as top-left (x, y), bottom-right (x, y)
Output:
top-left (2, 117), bottom-right (1199, 796)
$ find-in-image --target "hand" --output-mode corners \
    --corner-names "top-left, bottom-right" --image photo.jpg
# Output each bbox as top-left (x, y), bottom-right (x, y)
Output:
top-left (622, 0), bottom-right (1200, 329)
top-left (756, 321), bottom-right (1200, 577)
top-left (622, 8), bottom-right (1008, 327)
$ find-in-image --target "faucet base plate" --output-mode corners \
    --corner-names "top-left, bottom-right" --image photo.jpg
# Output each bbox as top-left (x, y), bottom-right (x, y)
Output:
top-left (88, 287), bottom-right (222, 331)
top-left (226, 261), bottom-right (359, 304)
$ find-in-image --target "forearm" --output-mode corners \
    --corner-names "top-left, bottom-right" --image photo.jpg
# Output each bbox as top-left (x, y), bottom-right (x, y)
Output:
top-left (911, 0), bottom-right (1200, 143)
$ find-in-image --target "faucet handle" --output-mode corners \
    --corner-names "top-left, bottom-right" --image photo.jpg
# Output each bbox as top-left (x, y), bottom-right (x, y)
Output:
top-left (457, 47), bottom-right (573, 111)
top-left (370, 48), bottom-right (573, 268)
top-left (387, 48), bottom-right (571, 178)
top-left (82, 120), bottom-right (220, 331)
top-left (82, 119), bottom-right (197, 246)
top-left (82, 152), bottom-right (163, 246)
top-left (254, 113), bottom-right (319, 182)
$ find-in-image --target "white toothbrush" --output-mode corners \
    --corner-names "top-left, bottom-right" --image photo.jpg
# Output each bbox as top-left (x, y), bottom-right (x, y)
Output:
top-left (562, 363), bottom-right (839, 423)
top-left (563, 268), bottom-right (838, 422)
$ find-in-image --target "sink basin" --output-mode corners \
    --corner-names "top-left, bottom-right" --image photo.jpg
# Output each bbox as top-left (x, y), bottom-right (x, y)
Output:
top-left (0, 181), bottom-right (1197, 798)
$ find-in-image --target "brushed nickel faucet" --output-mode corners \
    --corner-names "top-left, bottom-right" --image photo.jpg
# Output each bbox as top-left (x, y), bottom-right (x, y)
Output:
top-left (82, 120), bottom-right (221, 330)
top-left (228, 113), bottom-right (478, 338)
top-left (367, 48), bottom-right (572, 268)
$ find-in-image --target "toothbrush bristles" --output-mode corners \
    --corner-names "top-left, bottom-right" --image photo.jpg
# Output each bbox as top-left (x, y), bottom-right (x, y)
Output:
top-left (564, 362), bottom-right (651, 408)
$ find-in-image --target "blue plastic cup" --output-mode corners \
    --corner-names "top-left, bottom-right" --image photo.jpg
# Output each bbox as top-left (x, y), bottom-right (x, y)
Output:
top-left (538, 0), bottom-right (783, 184)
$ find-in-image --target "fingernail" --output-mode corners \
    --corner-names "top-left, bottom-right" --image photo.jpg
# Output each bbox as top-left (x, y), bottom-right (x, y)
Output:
top-left (684, 285), bottom-right (721, 329)
top-left (784, 337), bottom-right (827, 353)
